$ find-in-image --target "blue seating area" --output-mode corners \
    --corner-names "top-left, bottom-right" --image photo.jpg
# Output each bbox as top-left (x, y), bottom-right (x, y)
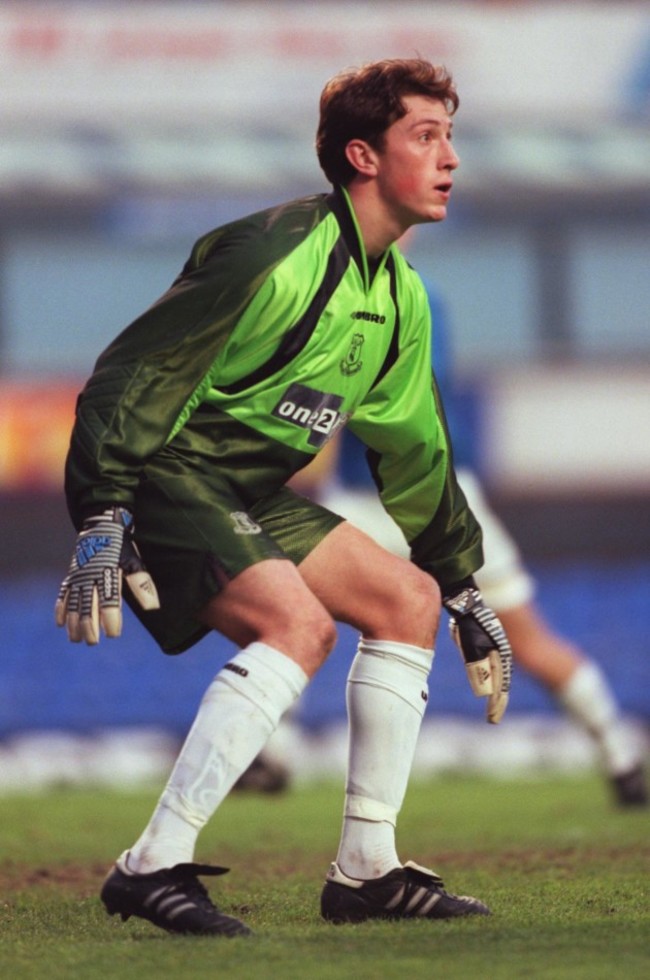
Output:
top-left (1, 561), bottom-right (648, 739)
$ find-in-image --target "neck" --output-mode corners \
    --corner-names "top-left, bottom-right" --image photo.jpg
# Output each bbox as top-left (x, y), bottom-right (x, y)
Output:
top-left (345, 179), bottom-right (407, 258)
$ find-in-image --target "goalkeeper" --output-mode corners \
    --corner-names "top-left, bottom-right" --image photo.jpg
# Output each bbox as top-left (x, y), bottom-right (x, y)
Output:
top-left (56, 58), bottom-right (511, 937)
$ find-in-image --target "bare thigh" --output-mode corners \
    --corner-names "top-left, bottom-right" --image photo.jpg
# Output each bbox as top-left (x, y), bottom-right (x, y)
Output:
top-left (197, 558), bottom-right (337, 677)
top-left (198, 521), bottom-right (441, 674)
top-left (299, 521), bottom-right (441, 649)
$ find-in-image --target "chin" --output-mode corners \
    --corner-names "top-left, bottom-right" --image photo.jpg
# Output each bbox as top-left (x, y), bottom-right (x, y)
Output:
top-left (415, 205), bottom-right (448, 224)
top-left (429, 205), bottom-right (448, 222)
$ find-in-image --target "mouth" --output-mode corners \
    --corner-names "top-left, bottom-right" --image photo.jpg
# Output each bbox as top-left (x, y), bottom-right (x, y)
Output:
top-left (435, 182), bottom-right (452, 198)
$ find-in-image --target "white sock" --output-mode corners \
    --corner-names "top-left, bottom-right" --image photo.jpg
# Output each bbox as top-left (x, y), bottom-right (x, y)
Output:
top-left (557, 661), bottom-right (638, 776)
top-left (123, 642), bottom-right (308, 874)
top-left (336, 638), bottom-right (434, 881)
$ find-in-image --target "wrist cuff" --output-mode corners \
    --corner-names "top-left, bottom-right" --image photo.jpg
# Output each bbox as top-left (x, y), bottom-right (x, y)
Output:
top-left (442, 576), bottom-right (477, 601)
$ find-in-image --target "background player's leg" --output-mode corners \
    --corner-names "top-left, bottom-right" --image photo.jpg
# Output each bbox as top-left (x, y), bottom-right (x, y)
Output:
top-left (458, 468), bottom-right (647, 807)
top-left (500, 603), bottom-right (647, 805)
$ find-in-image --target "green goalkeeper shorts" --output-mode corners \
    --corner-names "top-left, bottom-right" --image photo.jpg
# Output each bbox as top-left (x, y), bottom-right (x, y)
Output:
top-left (124, 471), bottom-right (344, 655)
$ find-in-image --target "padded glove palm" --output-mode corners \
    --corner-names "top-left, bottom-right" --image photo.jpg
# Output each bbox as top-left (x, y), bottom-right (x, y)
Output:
top-left (55, 507), bottom-right (160, 645)
top-left (443, 585), bottom-right (512, 724)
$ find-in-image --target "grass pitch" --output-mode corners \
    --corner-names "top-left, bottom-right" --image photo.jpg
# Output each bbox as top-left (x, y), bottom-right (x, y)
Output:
top-left (1, 772), bottom-right (648, 979)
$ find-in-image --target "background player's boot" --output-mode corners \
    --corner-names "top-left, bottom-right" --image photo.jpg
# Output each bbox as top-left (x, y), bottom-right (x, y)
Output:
top-left (611, 763), bottom-right (648, 807)
top-left (232, 750), bottom-right (291, 793)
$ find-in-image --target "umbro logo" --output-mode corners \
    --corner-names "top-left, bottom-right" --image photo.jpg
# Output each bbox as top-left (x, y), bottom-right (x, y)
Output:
top-left (350, 310), bottom-right (386, 324)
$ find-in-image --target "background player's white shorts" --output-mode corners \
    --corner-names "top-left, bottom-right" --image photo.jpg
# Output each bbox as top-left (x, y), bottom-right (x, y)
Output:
top-left (320, 467), bottom-right (535, 613)
top-left (455, 468), bottom-right (535, 611)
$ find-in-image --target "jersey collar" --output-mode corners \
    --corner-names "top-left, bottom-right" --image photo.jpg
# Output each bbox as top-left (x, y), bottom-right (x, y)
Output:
top-left (326, 185), bottom-right (390, 292)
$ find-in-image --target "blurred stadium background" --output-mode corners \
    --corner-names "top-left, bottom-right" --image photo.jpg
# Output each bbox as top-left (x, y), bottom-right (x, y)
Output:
top-left (0, 0), bottom-right (648, 788)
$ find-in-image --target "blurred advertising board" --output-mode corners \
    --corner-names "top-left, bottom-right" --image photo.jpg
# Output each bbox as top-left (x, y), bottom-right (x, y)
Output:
top-left (0, 381), bottom-right (76, 490)
top-left (0, 1), bottom-right (647, 128)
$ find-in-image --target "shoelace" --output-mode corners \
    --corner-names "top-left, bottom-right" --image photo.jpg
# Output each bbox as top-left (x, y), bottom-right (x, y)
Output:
top-left (154, 863), bottom-right (230, 915)
top-left (171, 874), bottom-right (218, 911)
top-left (402, 864), bottom-right (445, 890)
top-left (386, 867), bottom-right (451, 917)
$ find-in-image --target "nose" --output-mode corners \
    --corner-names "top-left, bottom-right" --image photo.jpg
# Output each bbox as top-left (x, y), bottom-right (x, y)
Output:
top-left (445, 143), bottom-right (460, 170)
top-left (443, 140), bottom-right (460, 171)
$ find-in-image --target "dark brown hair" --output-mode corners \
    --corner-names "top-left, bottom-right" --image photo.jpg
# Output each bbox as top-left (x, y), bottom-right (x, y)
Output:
top-left (316, 58), bottom-right (458, 186)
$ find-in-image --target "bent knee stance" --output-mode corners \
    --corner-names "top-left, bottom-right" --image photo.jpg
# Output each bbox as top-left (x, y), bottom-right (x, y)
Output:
top-left (200, 560), bottom-right (337, 676)
top-left (212, 600), bottom-right (336, 677)
top-left (364, 564), bottom-right (441, 647)
top-left (282, 605), bottom-right (338, 676)
top-left (254, 590), bottom-right (337, 675)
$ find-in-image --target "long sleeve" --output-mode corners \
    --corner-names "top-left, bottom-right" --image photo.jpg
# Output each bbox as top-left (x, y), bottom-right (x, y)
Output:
top-left (65, 249), bottom-right (254, 523)
top-left (64, 197), bottom-right (327, 526)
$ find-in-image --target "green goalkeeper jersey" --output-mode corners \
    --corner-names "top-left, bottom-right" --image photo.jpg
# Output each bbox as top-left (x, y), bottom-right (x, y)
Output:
top-left (65, 187), bottom-right (482, 588)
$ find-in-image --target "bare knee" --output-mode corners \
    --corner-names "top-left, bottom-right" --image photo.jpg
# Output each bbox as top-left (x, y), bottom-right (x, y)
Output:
top-left (265, 603), bottom-right (337, 676)
top-left (208, 602), bottom-right (336, 677)
top-left (299, 524), bottom-right (441, 649)
top-left (363, 563), bottom-right (441, 647)
top-left (199, 560), bottom-right (337, 677)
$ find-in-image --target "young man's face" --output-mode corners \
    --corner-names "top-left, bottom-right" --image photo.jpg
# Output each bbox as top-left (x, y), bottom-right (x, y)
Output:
top-left (374, 94), bottom-right (459, 226)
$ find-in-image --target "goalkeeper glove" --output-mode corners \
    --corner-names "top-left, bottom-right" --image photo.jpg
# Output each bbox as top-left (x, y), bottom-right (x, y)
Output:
top-left (55, 506), bottom-right (160, 645)
top-left (443, 580), bottom-right (512, 724)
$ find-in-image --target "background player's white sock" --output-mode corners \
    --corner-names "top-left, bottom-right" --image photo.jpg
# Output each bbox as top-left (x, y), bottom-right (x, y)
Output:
top-left (557, 661), bottom-right (638, 776)
top-left (123, 642), bottom-right (308, 874)
top-left (335, 638), bottom-right (433, 881)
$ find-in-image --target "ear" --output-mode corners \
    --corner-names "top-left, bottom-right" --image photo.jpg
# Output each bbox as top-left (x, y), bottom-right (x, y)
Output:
top-left (345, 139), bottom-right (379, 178)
